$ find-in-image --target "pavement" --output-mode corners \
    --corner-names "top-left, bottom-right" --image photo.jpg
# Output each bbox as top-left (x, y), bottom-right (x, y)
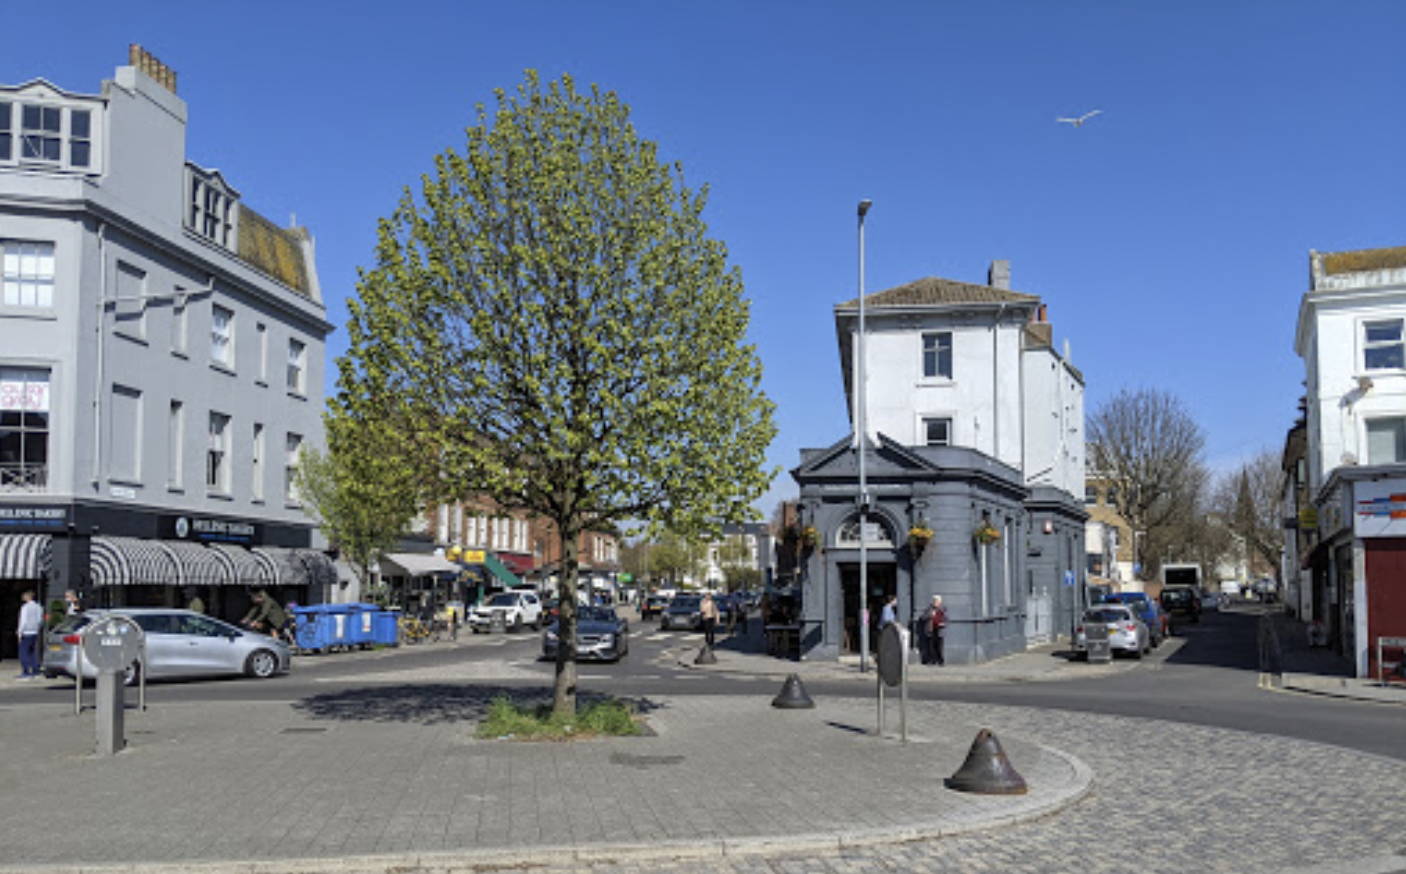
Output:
top-left (1264, 608), bottom-right (1406, 706)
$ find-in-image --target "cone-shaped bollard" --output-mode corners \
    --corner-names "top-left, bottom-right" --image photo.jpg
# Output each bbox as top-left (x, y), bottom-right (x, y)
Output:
top-left (771, 673), bottom-right (815, 709)
top-left (694, 645), bottom-right (718, 665)
top-left (944, 728), bottom-right (1028, 794)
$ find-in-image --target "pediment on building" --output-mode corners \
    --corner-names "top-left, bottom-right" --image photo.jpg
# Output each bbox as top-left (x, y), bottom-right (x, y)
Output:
top-left (792, 432), bottom-right (940, 482)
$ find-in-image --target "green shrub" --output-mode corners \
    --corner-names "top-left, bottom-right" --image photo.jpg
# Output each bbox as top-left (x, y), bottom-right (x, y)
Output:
top-left (476, 696), bottom-right (643, 741)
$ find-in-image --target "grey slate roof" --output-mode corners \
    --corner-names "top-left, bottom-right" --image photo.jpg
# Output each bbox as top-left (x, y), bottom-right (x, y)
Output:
top-left (838, 276), bottom-right (1040, 310)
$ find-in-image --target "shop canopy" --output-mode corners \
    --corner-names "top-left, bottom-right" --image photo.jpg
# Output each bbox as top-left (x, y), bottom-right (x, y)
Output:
top-left (380, 552), bottom-right (459, 577)
top-left (0, 534), bottom-right (52, 581)
top-left (87, 537), bottom-right (336, 589)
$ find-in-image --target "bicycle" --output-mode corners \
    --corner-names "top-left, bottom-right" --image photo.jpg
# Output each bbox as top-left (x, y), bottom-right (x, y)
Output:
top-left (398, 615), bottom-right (440, 644)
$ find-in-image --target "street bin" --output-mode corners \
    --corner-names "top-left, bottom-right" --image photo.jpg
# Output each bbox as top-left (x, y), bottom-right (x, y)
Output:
top-left (1086, 622), bottom-right (1112, 664)
top-left (372, 610), bottom-right (400, 647)
top-left (344, 603), bottom-right (378, 649)
top-left (293, 605), bottom-right (335, 653)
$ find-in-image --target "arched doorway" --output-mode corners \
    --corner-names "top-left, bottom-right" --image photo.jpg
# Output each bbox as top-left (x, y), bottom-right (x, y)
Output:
top-left (835, 515), bottom-right (897, 655)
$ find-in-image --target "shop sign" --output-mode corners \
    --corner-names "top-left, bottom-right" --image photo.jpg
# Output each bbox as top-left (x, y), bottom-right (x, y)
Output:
top-left (1298, 507), bottom-right (1318, 529)
top-left (0, 504), bottom-right (68, 530)
top-left (1353, 478), bottom-right (1406, 539)
top-left (461, 550), bottom-right (486, 564)
top-left (161, 514), bottom-right (261, 545)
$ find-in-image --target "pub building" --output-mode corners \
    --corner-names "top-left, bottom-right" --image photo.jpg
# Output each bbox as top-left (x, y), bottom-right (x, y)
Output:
top-left (0, 47), bottom-right (333, 656)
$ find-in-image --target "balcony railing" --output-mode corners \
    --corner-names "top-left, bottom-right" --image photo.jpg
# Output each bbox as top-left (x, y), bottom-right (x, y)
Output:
top-left (0, 464), bottom-right (48, 493)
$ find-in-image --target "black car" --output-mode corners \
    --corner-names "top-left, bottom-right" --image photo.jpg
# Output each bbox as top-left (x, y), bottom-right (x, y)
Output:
top-left (542, 606), bottom-right (629, 661)
top-left (1159, 586), bottom-right (1201, 623)
top-left (640, 594), bottom-right (669, 620)
top-left (661, 595), bottom-right (704, 630)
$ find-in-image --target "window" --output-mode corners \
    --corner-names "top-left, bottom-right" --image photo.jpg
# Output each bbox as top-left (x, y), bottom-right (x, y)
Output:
top-left (108, 386), bottom-right (142, 482)
top-left (1367, 418), bottom-right (1406, 465)
top-left (922, 332), bottom-right (953, 379)
top-left (0, 102), bottom-right (11, 161)
top-left (1084, 485), bottom-right (1098, 505)
top-left (171, 292), bottom-right (187, 355)
top-left (114, 262), bottom-right (147, 340)
top-left (922, 417), bottom-right (952, 446)
top-left (211, 305), bottom-right (233, 367)
top-left (207, 412), bottom-right (230, 492)
top-left (187, 171), bottom-right (237, 248)
top-left (69, 109), bottom-right (91, 167)
top-left (20, 104), bottom-right (60, 162)
top-left (168, 402), bottom-right (184, 489)
top-left (256, 323), bottom-right (267, 382)
top-left (0, 367), bottom-right (50, 492)
top-left (287, 339), bottom-right (305, 394)
top-left (836, 516), bottom-right (894, 548)
top-left (284, 433), bottom-right (302, 503)
top-left (251, 423), bottom-right (264, 500)
top-left (1106, 486), bottom-right (1120, 507)
top-left (1364, 320), bottom-right (1404, 371)
top-left (2, 240), bottom-right (55, 309)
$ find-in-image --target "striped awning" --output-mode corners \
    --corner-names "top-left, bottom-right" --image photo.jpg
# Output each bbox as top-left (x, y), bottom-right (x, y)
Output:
top-left (0, 534), bottom-right (52, 580)
top-left (90, 536), bottom-right (180, 587)
top-left (258, 546), bottom-right (336, 589)
top-left (163, 540), bottom-right (233, 587)
top-left (209, 544), bottom-right (275, 587)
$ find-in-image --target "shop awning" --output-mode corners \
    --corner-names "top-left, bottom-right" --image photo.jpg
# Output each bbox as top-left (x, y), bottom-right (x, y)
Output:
top-left (209, 544), bottom-right (275, 587)
top-left (163, 540), bottom-right (232, 587)
top-left (0, 534), bottom-right (51, 581)
top-left (497, 553), bottom-right (534, 576)
top-left (90, 536), bottom-right (180, 587)
top-left (381, 552), bottom-right (459, 577)
top-left (482, 553), bottom-right (521, 588)
top-left (258, 546), bottom-right (337, 589)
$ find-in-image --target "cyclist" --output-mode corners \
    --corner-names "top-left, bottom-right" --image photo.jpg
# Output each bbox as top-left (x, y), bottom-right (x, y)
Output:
top-left (241, 590), bottom-right (288, 641)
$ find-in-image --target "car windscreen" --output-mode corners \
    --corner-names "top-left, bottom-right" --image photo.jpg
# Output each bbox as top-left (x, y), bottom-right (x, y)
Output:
top-left (1085, 609), bottom-right (1130, 623)
top-left (578, 607), bottom-right (617, 623)
top-left (488, 594), bottom-right (517, 607)
top-left (670, 597), bottom-right (701, 610)
top-left (51, 615), bottom-right (92, 634)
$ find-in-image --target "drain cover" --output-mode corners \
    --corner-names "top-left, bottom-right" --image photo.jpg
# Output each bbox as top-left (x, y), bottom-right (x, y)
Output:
top-left (279, 727), bottom-right (328, 734)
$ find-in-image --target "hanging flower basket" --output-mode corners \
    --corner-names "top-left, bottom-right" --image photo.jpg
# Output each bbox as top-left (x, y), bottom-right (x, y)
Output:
top-left (974, 522), bottom-right (1001, 546)
top-left (908, 521), bottom-right (934, 550)
top-left (800, 525), bottom-right (821, 548)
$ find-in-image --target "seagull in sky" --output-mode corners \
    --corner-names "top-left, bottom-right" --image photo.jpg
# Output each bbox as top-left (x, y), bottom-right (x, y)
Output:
top-left (1056, 110), bottom-right (1103, 127)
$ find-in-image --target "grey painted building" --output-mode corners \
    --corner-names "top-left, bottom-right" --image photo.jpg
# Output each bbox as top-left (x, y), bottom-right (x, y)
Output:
top-left (793, 263), bottom-right (1087, 663)
top-left (0, 47), bottom-right (333, 648)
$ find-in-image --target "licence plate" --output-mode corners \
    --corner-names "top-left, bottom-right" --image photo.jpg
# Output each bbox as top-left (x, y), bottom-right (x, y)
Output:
top-left (48, 645), bottom-right (61, 652)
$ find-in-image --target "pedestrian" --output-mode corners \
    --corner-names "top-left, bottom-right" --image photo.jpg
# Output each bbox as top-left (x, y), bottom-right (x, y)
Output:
top-left (700, 592), bottom-right (719, 649)
top-left (186, 588), bottom-right (205, 615)
top-left (734, 593), bottom-right (748, 636)
top-left (879, 594), bottom-right (898, 629)
top-left (920, 595), bottom-right (947, 666)
top-left (15, 590), bottom-right (43, 680)
top-left (63, 589), bottom-right (83, 616)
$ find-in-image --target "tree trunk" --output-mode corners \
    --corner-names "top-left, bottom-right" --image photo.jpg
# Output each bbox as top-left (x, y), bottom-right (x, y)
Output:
top-left (552, 527), bottom-right (580, 717)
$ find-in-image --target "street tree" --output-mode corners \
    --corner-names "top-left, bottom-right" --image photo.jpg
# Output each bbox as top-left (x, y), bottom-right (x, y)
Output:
top-left (294, 419), bottom-right (419, 597)
top-left (647, 529), bottom-right (703, 588)
top-left (1088, 388), bottom-right (1210, 580)
top-left (337, 71), bottom-right (776, 715)
top-left (1211, 449), bottom-right (1284, 579)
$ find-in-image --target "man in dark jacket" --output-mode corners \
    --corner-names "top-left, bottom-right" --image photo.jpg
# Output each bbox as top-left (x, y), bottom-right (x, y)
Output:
top-left (919, 595), bottom-right (947, 666)
top-left (241, 590), bottom-right (288, 640)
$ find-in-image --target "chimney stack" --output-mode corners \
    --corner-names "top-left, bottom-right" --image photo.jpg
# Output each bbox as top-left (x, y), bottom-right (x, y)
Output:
top-left (989, 260), bottom-right (1010, 290)
top-left (128, 44), bottom-right (177, 94)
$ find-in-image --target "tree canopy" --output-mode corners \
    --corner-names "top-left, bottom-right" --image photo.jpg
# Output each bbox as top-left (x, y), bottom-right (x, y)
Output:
top-left (336, 71), bottom-right (776, 713)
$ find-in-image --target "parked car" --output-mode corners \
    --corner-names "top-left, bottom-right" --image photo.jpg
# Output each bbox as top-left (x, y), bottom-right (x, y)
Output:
top-left (542, 606), bottom-right (629, 661)
top-left (42, 608), bottom-right (290, 685)
top-left (1074, 604), bottom-right (1149, 659)
top-left (1201, 591), bottom-right (1221, 610)
top-left (1159, 586), bottom-right (1202, 623)
top-left (1105, 592), bottom-right (1169, 645)
top-left (468, 591), bottom-right (544, 633)
top-left (640, 594), bottom-right (670, 620)
top-left (661, 594), bottom-right (705, 630)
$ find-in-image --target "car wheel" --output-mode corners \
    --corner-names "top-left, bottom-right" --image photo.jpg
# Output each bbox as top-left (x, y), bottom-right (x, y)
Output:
top-left (532, 617), bottom-right (541, 631)
top-left (245, 649), bottom-right (280, 679)
top-left (512, 615), bottom-right (523, 633)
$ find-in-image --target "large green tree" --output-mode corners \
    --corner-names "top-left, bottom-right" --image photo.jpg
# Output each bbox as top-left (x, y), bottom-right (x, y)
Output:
top-left (338, 72), bottom-right (776, 714)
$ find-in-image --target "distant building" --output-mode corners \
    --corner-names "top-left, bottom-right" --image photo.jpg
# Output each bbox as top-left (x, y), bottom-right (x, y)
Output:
top-left (700, 522), bottom-right (773, 590)
top-left (1293, 244), bottom-right (1406, 676)
top-left (0, 47), bottom-right (335, 651)
top-left (793, 260), bottom-right (1087, 663)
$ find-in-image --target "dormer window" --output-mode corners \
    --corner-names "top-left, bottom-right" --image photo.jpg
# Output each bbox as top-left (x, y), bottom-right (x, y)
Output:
top-left (186, 166), bottom-right (239, 249)
top-left (0, 99), bottom-right (97, 171)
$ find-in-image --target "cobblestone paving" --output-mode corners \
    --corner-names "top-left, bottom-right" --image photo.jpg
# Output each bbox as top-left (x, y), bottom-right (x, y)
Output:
top-left (466, 702), bottom-right (1406, 874)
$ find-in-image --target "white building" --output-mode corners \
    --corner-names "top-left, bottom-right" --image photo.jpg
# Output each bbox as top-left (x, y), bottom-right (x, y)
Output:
top-left (1294, 245), bottom-right (1406, 676)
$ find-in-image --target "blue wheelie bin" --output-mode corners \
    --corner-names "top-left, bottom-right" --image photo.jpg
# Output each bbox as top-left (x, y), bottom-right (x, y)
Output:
top-left (372, 609), bottom-right (400, 647)
top-left (344, 603), bottom-right (377, 649)
top-left (293, 605), bottom-right (333, 653)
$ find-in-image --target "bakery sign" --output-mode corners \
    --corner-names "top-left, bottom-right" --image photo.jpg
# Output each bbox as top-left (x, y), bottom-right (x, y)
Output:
top-left (1354, 478), bottom-right (1406, 539)
top-left (161, 514), bottom-right (261, 545)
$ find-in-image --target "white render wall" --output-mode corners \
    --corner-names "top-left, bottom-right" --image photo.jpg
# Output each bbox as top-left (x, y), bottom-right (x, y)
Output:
top-left (857, 311), bottom-right (1026, 466)
top-left (1022, 346), bottom-right (1086, 495)
top-left (1300, 285), bottom-right (1406, 494)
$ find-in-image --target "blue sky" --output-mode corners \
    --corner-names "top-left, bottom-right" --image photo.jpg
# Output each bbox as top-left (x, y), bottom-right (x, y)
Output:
top-left (6, 2), bottom-right (1404, 517)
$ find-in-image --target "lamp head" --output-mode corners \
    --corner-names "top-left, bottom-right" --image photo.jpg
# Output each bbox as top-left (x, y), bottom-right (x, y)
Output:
top-left (858, 199), bottom-right (872, 217)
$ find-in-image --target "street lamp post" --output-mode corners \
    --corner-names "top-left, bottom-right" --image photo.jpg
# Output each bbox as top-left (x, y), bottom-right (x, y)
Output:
top-left (857, 198), bottom-right (872, 673)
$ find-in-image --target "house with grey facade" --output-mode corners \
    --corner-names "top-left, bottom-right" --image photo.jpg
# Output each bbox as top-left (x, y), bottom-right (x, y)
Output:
top-left (0, 46), bottom-right (334, 653)
top-left (792, 261), bottom-right (1087, 663)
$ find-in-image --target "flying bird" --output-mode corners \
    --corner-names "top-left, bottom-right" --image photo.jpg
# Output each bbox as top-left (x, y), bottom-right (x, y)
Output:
top-left (1056, 110), bottom-right (1103, 127)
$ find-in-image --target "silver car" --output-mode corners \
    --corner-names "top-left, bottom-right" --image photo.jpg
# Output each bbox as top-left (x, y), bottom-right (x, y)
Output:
top-left (41, 608), bottom-right (291, 684)
top-left (1073, 604), bottom-right (1150, 659)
